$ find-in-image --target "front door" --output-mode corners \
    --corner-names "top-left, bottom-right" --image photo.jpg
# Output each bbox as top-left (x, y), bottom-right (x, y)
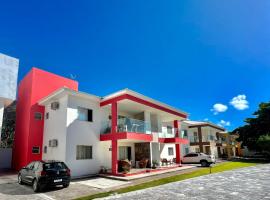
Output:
top-left (119, 146), bottom-right (132, 161)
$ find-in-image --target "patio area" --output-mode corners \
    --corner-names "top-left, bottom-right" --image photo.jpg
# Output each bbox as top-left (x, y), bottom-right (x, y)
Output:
top-left (100, 165), bottom-right (195, 181)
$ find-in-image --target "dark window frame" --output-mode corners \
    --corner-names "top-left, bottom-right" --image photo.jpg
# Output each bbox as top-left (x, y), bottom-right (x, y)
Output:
top-left (32, 146), bottom-right (40, 154)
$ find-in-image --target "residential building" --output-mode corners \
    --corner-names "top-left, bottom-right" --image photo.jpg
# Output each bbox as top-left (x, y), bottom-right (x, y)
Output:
top-left (12, 68), bottom-right (189, 177)
top-left (216, 132), bottom-right (241, 159)
top-left (181, 121), bottom-right (225, 158)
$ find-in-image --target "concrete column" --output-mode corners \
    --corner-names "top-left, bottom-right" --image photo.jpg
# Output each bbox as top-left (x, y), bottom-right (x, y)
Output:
top-left (111, 102), bottom-right (118, 174)
top-left (174, 120), bottom-right (181, 164)
top-left (198, 126), bottom-right (203, 152)
top-left (0, 101), bottom-right (4, 142)
top-left (144, 111), bottom-right (151, 134)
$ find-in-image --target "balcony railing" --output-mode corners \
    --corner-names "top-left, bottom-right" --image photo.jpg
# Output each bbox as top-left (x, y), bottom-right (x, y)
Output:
top-left (189, 136), bottom-right (199, 143)
top-left (101, 117), bottom-right (151, 134)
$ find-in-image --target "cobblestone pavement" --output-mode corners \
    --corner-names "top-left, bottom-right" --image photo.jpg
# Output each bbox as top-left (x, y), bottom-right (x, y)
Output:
top-left (101, 164), bottom-right (270, 200)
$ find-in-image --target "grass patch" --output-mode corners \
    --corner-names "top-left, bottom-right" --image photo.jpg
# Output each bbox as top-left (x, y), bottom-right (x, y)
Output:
top-left (75, 161), bottom-right (260, 200)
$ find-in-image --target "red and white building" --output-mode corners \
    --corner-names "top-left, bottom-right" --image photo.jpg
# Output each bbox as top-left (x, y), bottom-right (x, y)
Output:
top-left (12, 68), bottom-right (189, 177)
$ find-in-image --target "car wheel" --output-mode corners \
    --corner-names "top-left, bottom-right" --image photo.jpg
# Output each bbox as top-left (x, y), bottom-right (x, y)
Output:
top-left (63, 183), bottom-right (70, 188)
top-left (18, 174), bottom-right (23, 185)
top-left (200, 160), bottom-right (208, 167)
top-left (33, 179), bottom-right (40, 192)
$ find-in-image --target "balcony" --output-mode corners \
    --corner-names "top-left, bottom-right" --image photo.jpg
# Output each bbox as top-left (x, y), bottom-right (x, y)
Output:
top-left (100, 117), bottom-right (153, 142)
top-left (101, 117), bottom-right (151, 135)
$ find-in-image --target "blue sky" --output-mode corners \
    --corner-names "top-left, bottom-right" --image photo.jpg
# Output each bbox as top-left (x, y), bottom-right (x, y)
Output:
top-left (1, 1), bottom-right (270, 130)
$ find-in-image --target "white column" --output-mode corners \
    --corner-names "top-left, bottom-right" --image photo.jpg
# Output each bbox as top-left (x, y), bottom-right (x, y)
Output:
top-left (0, 101), bottom-right (4, 142)
top-left (144, 111), bottom-right (152, 134)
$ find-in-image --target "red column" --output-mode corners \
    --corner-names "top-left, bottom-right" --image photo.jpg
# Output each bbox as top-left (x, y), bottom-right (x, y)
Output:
top-left (174, 120), bottom-right (181, 164)
top-left (111, 140), bottom-right (118, 174)
top-left (111, 102), bottom-right (118, 174)
top-left (111, 102), bottom-right (118, 134)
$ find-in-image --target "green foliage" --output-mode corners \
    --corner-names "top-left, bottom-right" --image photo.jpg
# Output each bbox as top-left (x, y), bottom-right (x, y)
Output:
top-left (256, 135), bottom-right (270, 152)
top-left (233, 101), bottom-right (270, 151)
top-left (0, 102), bottom-right (16, 148)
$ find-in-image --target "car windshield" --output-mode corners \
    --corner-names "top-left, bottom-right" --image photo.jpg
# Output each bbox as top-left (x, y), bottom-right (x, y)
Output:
top-left (43, 162), bottom-right (67, 170)
top-left (200, 153), bottom-right (207, 156)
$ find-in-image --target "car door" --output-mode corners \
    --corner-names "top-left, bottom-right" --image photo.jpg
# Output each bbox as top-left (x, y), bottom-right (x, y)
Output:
top-left (27, 161), bottom-right (40, 183)
top-left (183, 153), bottom-right (192, 163)
top-left (23, 162), bottom-right (34, 183)
top-left (189, 153), bottom-right (199, 163)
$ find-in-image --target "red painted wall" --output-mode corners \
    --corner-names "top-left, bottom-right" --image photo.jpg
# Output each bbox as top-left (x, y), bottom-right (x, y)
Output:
top-left (12, 68), bottom-right (78, 170)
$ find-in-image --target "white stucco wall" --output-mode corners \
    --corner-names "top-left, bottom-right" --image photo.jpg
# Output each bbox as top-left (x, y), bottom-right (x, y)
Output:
top-left (0, 102), bottom-right (4, 141)
top-left (65, 95), bottom-right (104, 177)
top-left (42, 96), bottom-right (68, 161)
top-left (0, 53), bottom-right (19, 101)
top-left (160, 143), bottom-right (176, 160)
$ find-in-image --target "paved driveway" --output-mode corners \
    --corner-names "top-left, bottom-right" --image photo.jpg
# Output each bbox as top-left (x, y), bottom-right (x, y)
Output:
top-left (102, 164), bottom-right (270, 200)
top-left (0, 173), bottom-right (122, 200)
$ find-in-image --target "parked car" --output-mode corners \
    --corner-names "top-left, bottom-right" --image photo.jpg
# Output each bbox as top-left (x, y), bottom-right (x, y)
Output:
top-left (18, 160), bottom-right (71, 192)
top-left (182, 152), bottom-right (216, 167)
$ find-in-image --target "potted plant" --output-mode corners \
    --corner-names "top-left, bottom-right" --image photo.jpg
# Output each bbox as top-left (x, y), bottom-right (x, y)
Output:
top-left (152, 160), bottom-right (159, 169)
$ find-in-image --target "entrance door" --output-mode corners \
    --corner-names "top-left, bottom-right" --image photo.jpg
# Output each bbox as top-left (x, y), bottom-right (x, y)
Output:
top-left (119, 146), bottom-right (132, 161)
top-left (205, 146), bottom-right (211, 155)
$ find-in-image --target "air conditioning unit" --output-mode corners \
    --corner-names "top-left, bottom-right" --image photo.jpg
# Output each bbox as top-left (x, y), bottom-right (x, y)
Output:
top-left (51, 102), bottom-right (60, 110)
top-left (49, 139), bottom-right (58, 147)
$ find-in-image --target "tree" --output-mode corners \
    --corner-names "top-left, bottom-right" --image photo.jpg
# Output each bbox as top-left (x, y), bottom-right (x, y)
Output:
top-left (232, 101), bottom-right (270, 152)
top-left (0, 102), bottom-right (16, 148)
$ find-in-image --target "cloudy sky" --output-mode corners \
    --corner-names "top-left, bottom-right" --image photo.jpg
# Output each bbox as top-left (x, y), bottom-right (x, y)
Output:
top-left (1, 1), bottom-right (270, 130)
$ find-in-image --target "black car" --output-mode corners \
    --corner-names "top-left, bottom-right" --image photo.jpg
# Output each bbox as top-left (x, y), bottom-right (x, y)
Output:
top-left (18, 160), bottom-right (71, 192)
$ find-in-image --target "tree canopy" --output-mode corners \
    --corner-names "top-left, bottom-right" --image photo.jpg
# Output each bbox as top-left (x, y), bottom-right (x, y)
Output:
top-left (232, 101), bottom-right (270, 152)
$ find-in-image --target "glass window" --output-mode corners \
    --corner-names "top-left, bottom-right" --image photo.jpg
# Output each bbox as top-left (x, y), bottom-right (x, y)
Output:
top-left (76, 145), bottom-right (92, 160)
top-left (46, 112), bottom-right (49, 119)
top-left (168, 147), bottom-right (174, 156)
top-left (78, 107), bottom-right (93, 122)
top-left (34, 112), bottom-right (42, 120)
top-left (32, 146), bottom-right (40, 154)
top-left (44, 146), bottom-right (47, 153)
top-left (43, 162), bottom-right (68, 170)
top-left (185, 147), bottom-right (189, 155)
top-left (33, 162), bottom-right (40, 170)
top-left (26, 162), bottom-right (35, 169)
top-left (167, 126), bottom-right (173, 134)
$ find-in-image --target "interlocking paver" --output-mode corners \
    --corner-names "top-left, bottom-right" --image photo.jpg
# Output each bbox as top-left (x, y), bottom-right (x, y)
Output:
top-left (101, 164), bottom-right (270, 200)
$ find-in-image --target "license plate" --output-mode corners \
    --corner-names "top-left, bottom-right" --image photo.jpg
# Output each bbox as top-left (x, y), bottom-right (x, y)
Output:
top-left (54, 179), bottom-right (62, 183)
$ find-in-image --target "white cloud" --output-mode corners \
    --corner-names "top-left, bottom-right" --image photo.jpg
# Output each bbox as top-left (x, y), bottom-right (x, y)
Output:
top-left (211, 103), bottom-right (228, 115)
top-left (203, 118), bottom-right (209, 121)
top-left (230, 94), bottom-right (249, 110)
top-left (218, 120), bottom-right (231, 127)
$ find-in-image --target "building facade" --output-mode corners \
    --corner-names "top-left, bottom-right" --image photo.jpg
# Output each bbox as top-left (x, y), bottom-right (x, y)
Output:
top-left (0, 53), bottom-right (19, 142)
top-left (180, 121), bottom-right (239, 159)
top-left (13, 68), bottom-right (189, 177)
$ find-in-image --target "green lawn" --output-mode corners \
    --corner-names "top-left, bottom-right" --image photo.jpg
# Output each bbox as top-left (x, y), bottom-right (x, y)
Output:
top-left (75, 161), bottom-right (260, 200)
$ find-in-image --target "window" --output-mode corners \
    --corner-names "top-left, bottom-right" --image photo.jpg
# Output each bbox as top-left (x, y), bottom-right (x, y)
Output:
top-left (119, 146), bottom-right (132, 160)
top-left (184, 153), bottom-right (198, 157)
top-left (32, 146), bottom-right (40, 154)
top-left (46, 112), bottom-right (49, 119)
top-left (182, 130), bottom-right (188, 137)
top-left (78, 107), bottom-right (93, 122)
top-left (26, 162), bottom-right (35, 169)
top-left (167, 126), bottom-right (173, 134)
top-left (44, 146), bottom-right (47, 153)
top-left (168, 147), bottom-right (174, 156)
top-left (34, 112), bottom-right (42, 120)
top-left (76, 145), bottom-right (92, 160)
top-left (33, 162), bottom-right (40, 170)
top-left (185, 147), bottom-right (189, 155)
